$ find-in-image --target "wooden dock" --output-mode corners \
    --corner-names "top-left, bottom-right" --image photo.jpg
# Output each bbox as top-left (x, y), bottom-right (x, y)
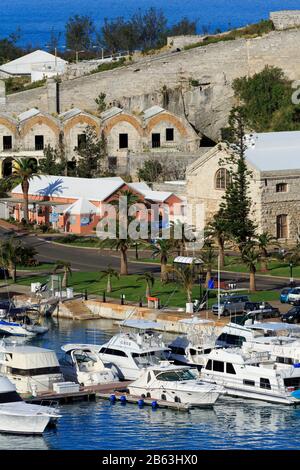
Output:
top-left (96, 391), bottom-right (191, 412)
top-left (24, 381), bottom-right (130, 404)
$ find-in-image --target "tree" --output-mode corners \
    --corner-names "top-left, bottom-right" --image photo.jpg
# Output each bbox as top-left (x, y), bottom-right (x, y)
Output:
top-left (138, 272), bottom-right (155, 298)
top-left (101, 17), bottom-right (138, 53)
top-left (38, 143), bottom-right (67, 176)
top-left (65, 15), bottom-right (95, 52)
top-left (75, 126), bottom-right (106, 178)
top-left (99, 191), bottom-right (143, 275)
top-left (53, 260), bottom-right (72, 288)
top-left (0, 237), bottom-right (24, 282)
top-left (167, 264), bottom-right (195, 303)
top-left (219, 107), bottom-right (256, 250)
top-left (205, 212), bottom-right (229, 269)
top-left (9, 158), bottom-right (40, 223)
top-left (168, 18), bottom-right (197, 36)
top-left (255, 231), bottom-right (279, 272)
top-left (137, 159), bottom-right (163, 182)
top-left (241, 242), bottom-right (260, 292)
top-left (132, 7), bottom-right (168, 50)
top-left (200, 241), bottom-right (217, 287)
top-left (99, 266), bottom-right (119, 293)
top-left (95, 92), bottom-right (107, 115)
top-left (151, 239), bottom-right (174, 283)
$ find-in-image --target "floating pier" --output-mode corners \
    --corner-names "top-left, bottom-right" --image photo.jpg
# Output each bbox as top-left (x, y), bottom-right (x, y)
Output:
top-left (96, 391), bottom-right (191, 412)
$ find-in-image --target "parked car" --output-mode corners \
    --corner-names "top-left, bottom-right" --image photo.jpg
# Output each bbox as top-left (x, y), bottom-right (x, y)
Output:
top-left (287, 287), bottom-right (300, 305)
top-left (211, 294), bottom-right (250, 316)
top-left (280, 288), bottom-right (293, 303)
top-left (282, 306), bottom-right (300, 324)
top-left (243, 302), bottom-right (281, 320)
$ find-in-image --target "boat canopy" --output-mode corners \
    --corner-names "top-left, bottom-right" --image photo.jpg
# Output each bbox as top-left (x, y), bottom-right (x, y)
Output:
top-left (120, 319), bottom-right (163, 330)
top-left (0, 346), bottom-right (59, 370)
top-left (61, 343), bottom-right (99, 354)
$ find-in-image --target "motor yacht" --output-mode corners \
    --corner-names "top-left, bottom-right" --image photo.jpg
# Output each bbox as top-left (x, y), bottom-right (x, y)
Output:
top-left (96, 325), bottom-right (170, 380)
top-left (201, 348), bottom-right (300, 405)
top-left (0, 374), bottom-right (61, 434)
top-left (0, 343), bottom-right (63, 395)
top-left (0, 315), bottom-right (48, 337)
top-left (128, 362), bottom-right (223, 407)
top-left (60, 344), bottom-right (119, 386)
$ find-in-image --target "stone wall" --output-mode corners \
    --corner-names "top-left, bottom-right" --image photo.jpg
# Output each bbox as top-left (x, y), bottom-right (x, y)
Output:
top-left (5, 28), bottom-right (300, 141)
top-left (167, 35), bottom-right (204, 50)
top-left (270, 10), bottom-right (300, 30)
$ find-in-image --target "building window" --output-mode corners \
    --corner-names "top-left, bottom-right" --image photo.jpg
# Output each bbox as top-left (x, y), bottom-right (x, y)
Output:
top-left (77, 134), bottom-right (86, 149)
top-left (215, 168), bottom-right (230, 190)
top-left (276, 214), bottom-right (288, 239)
top-left (119, 133), bottom-right (128, 149)
top-left (35, 135), bottom-right (44, 150)
top-left (166, 128), bottom-right (174, 141)
top-left (152, 133), bottom-right (161, 148)
top-left (276, 183), bottom-right (288, 193)
top-left (3, 136), bottom-right (12, 150)
top-left (108, 156), bottom-right (117, 171)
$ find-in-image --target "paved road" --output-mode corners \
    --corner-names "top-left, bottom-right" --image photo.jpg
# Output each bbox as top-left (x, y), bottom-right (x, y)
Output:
top-left (0, 227), bottom-right (292, 291)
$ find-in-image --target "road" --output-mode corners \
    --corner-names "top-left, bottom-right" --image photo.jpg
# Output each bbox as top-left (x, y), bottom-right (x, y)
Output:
top-left (0, 227), bottom-right (292, 291)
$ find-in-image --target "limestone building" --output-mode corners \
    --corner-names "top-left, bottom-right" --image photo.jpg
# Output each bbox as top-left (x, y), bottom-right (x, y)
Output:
top-left (186, 131), bottom-right (300, 242)
top-left (0, 105), bottom-right (200, 178)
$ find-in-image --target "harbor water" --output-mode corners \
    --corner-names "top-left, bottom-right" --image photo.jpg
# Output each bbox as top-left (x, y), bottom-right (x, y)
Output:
top-left (0, 317), bottom-right (300, 450)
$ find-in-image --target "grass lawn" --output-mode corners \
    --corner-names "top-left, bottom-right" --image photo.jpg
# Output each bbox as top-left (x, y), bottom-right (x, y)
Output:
top-left (220, 256), bottom-right (300, 278)
top-left (17, 262), bottom-right (56, 272)
top-left (12, 271), bottom-right (281, 308)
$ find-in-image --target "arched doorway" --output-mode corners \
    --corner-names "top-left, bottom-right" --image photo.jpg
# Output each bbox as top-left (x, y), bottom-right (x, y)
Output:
top-left (2, 158), bottom-right (14, 177)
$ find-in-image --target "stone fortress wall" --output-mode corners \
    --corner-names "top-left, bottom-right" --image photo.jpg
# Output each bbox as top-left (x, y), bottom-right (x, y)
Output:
top-left (2, 12), bottom-right (300, 142)
top-left (270, 10), bottom-right (300, 30)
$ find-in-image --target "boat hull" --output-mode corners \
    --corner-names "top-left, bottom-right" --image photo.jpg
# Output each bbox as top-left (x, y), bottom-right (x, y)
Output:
top-left (128, 385), bottom-right (220, 407)
top-left (0, 403), bottom-right (58, 434)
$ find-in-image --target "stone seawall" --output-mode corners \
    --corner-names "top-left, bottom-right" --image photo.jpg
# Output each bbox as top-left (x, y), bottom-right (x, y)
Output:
top-left (5, 29), bottom-right (300, 140)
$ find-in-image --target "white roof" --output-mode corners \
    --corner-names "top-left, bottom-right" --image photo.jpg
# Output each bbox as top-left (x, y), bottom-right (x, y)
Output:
top-left (59, 108), bottom-right (82, 121)
top-left (174, 256), bottom-right (203, 264)
top-left (12, 175), bottom-right (125, 202)
top-left (245, 131), bottom-right (300, 171)
top-left (142, 190), bottom-right (173, 202)
top-left (0, 50), bottom-right (66, 75)
top-left (18, 108), bottom-right (40, 122)
top-left (64, 198), bottom-right (97, 215)
top-left (101, 107), bottom-right (123, 121)
top-left (128, 182), bottom-right (151, 193)
top-left (143, 105), bottom-right (165, 120)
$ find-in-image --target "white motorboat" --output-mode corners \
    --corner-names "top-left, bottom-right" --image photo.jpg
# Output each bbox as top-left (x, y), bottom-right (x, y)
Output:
top-left (128, 363), bottom-right (222, 407)
top-left (0, 316), bottom-right (48, 337)
top-left (169, 318), bottom-right (218, 368)
top-left (201, 348), bottom-right (300, 405)
top-left (0, 374), bottom-right (61, 434)
top-left (60, 344), bottom-right (119, 386)
top-left (0, 343), bottom-right (64, 395)
top-left (96, 324), bottom-right (170, 380)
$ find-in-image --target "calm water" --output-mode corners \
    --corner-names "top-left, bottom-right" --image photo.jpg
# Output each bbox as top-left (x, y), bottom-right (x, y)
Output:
top-left (0, 318), bottom-right (300, 450)
top-left (1, 1), bottom-right (300, 47)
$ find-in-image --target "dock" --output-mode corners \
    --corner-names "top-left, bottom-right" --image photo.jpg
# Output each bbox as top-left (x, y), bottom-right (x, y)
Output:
top-left (96, 391), bottom-right (191, 412)
top-left (24, 381), bottom-right (130, 404)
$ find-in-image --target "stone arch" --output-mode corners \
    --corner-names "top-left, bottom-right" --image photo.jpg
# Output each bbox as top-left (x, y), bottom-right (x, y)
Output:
top-left (103, 114), bottom-right (144, 136)
top-left (145, 112), bottom-right (188, 137)
top-left (64, 115), bottom-right (100, 135)
top-left (0, 116), bottom-right (17, 135)
top-left (19, 115), bottom-right (60, 137)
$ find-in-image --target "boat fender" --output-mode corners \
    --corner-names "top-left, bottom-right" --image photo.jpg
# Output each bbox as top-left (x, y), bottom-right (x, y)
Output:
top-left (120, 395), bottom-right (127, 404)
top-left (151, 401), bottom-right (158, 409)
top-left (110, 394), bottom-right (116, 402)
top-left (138, 399), bottom-right (144, 407)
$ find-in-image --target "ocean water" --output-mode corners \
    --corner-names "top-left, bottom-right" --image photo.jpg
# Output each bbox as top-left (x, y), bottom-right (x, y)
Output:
top-left (1, 0), bottom-right (300, 47)
top-left (0, 317), bottom-right (300, 450)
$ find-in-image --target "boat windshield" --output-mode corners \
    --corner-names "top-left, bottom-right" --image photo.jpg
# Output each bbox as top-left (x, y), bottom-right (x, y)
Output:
top-left (155, 369), bottom-right (196, 382)
top-left (132, 350), bottom-right (169, 367)
top-left (0, 391), bottom-right (23, 403)
top-left (74, 351), bottom-right (98, 364)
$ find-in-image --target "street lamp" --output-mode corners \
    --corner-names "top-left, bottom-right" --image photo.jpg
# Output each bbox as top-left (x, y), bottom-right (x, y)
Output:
top-left (290, 262), bottom-right (294, 286)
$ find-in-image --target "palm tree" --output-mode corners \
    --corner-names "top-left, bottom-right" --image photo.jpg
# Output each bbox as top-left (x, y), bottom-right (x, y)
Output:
top-left (8, 158), bottom-right (40, 223)
top-left (255, 231), bottom-right (279, 272)
top-left (151, 239), bottom-right (174, 283)
top-left (99, 266), bottom-right (119, 293)
top-left (200, 241), bottom-right (217, 287)
top-left (53, 260), bottom-right (72, 288)
top-left (206, 214), bottom-right (229, 269)
top-left (241, 242), bottom-right (260, 292)
top-left (138, 272), bottom-right (155, 298)
top-left (167, 264), bottom-right (195, 304)
top-left (0, 237), bottom-right (23, 282)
